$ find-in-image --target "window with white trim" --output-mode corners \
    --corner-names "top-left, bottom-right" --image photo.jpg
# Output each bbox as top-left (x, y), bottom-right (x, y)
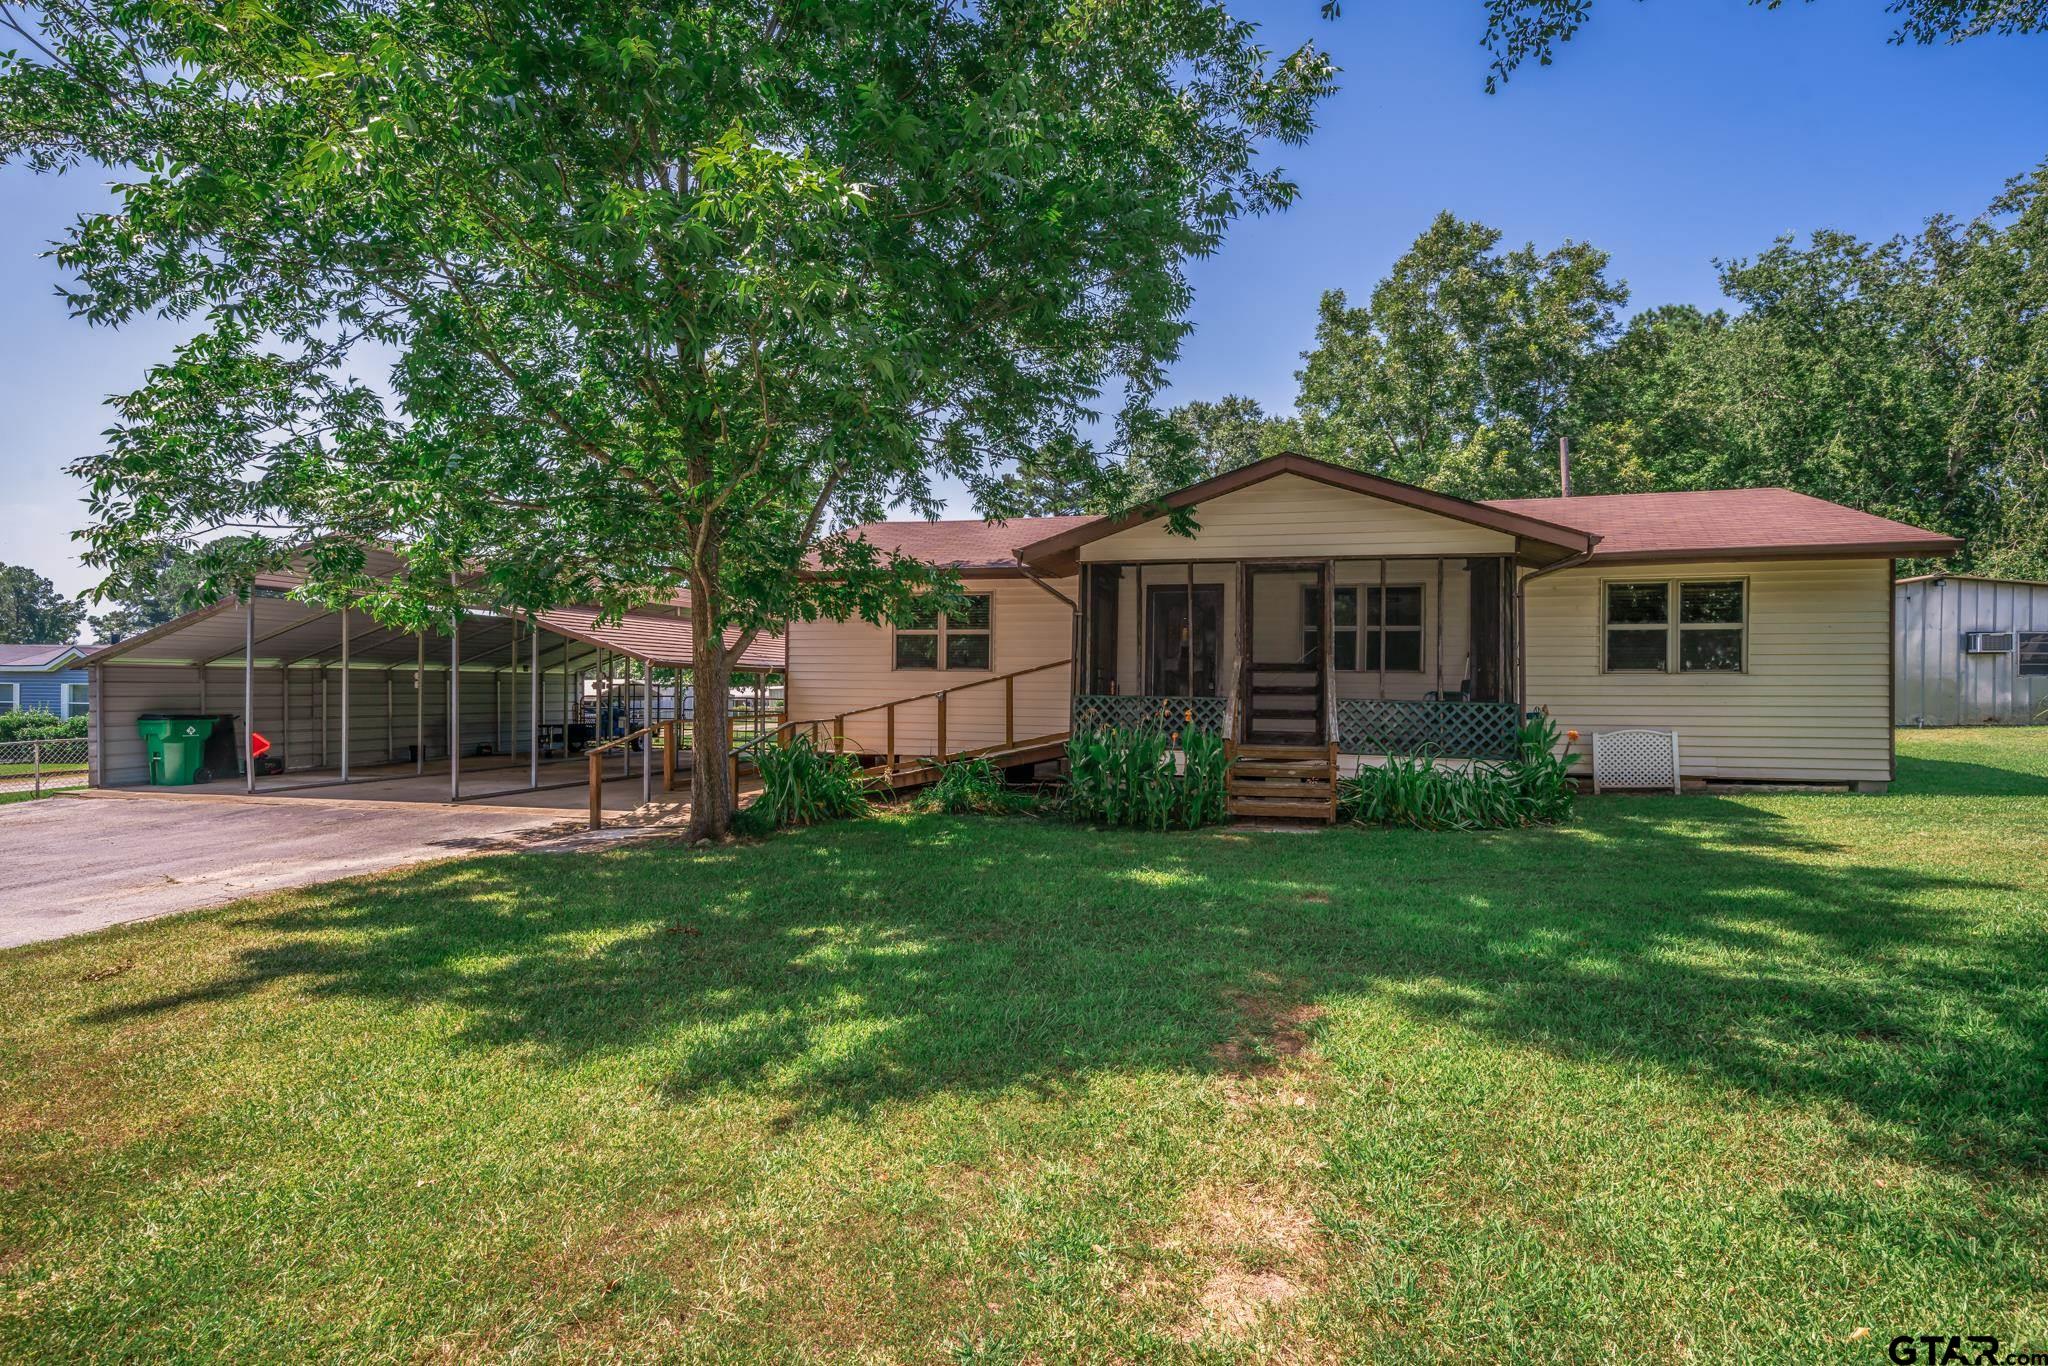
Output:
top-left (62, 681), bottom-right (90, 717)
top-left (1303, 584), bottom-right (1424, 672)
top-left (893, 593), bottom-right (993, 671)
top-left (0, 683), bottom-right (16, 714)
top-left (1604, 580), bottom-right (1746, 673)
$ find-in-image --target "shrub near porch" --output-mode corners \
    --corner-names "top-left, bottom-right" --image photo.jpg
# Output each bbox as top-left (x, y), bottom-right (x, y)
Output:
top-left (0, 729), bottom-right (2043, 1359)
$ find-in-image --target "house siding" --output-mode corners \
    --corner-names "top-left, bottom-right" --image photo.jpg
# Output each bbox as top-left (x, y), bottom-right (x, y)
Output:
top-left (785, 538), bottom-right (1896, 785)
top-left (784, 575), bottom-right (1078, 757)
top-left (0, 666), bottom-right (87, 716)
top-left (1524, 556), bottom-right (1894, 784)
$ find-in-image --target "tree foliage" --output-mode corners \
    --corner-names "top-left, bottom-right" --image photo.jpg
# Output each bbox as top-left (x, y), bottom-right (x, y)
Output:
top-left (0, 0), bottom-right (1333, 832)
top-left (1204, 165), bottom-right (2047, 575)
top-left (1478, 0), bottom-right (2047, 92)
top-left (84, 542), bottom-right (227, 642)
top-left (1295, 212), bottom-right (1627, 499)
top-left (0, 563), bottom-right (85, 644)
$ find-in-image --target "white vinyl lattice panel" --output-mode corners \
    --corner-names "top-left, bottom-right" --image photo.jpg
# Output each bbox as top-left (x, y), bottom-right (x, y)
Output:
top-left (1591, 729), bottom-right (1681, 794)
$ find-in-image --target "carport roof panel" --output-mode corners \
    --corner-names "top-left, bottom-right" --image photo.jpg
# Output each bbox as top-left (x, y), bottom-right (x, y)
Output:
top-left (88, 596), bottom-right (785, 671)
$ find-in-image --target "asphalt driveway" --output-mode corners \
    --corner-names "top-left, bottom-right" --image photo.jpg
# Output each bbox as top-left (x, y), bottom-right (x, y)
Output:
top-left (0, 794), bottom-right (586, 948)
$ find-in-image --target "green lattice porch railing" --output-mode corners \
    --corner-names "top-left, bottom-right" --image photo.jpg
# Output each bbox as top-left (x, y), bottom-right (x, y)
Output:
top-left (1073, 695), bottom-right (1227, 738)
top-left (1335, 699), bottom-right (1520, 759)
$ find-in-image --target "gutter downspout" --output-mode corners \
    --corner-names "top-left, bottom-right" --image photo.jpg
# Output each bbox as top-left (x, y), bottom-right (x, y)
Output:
top-left (1016, 560), bottom-right (1081, 729)
top-left (1513, 541), bottom-right (1599, 721)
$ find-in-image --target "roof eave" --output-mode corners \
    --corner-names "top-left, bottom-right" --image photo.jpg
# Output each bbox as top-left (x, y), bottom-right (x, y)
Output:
top-left (1588, 539), bottom-right (1963, 565)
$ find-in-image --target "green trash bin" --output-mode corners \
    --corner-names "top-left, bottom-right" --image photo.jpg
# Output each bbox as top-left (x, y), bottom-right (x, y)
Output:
top-left (138, 715), bottom-right (217, 786)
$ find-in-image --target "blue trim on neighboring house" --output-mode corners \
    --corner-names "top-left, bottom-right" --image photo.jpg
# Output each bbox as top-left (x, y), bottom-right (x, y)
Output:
top-left (0, 666), bottom-right (89, 717)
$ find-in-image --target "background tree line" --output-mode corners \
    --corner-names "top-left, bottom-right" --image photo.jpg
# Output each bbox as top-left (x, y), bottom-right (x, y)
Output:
top-left (1022, 161), bottom-right (2048, 577)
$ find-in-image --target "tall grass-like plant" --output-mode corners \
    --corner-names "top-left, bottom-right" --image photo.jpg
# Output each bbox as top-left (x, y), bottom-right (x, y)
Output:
top-left (1062, 725), bottom-right (1228, 831)
top-left (916, 756), bottom-right (1031, 815)
top-left (1340, 716), bottom-right (1576, 831)
top-left (740, 735), bottom-right (873, 833)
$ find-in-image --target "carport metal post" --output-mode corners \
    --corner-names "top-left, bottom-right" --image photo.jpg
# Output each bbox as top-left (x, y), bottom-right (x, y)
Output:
top-left (529, 621), bottom-right (540, 789)
top-left (339, 606), bottom-right (351, 782)
top-left (449, 611), bottom-right (461, 802)
top-left (415, 634), bottom-right (425, 775)
top-left (243, 595), bottom-right (256, 793)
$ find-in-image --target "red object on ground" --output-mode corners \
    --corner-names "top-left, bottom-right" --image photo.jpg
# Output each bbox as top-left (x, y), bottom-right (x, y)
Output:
top-left (249, 731), bottom-right (271, 760)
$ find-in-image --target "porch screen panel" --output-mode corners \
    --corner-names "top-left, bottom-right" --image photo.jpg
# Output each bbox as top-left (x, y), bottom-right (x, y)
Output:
top-left (1468, 558), bottom-right (1503, 702)
top-left (1087, 565), bottom-right (1121, 694)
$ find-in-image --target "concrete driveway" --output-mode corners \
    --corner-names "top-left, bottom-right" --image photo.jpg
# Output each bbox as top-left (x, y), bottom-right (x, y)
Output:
top-left (0, 793), bottom-right (596, 949)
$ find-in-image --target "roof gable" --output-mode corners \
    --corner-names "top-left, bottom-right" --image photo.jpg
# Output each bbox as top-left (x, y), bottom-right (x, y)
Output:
top-left (0, 643), bottom-right (87, 671)
top-left (1014, 454), bottom-right (1595, 574)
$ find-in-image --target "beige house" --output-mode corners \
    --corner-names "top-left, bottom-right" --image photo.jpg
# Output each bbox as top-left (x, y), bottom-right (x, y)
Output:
top-left (789, 453), bottom-right (1959, 794)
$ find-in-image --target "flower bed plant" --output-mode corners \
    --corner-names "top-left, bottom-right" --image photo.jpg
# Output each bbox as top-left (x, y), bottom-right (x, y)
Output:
top-left (735, 735), bottom-right (873, 834)
top-left (1341, 716), bottom-right (1576, 831)
top-left (1060, 725), bottom-right (1229, 831)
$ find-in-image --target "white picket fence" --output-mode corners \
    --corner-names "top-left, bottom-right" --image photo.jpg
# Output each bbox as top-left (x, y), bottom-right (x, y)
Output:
top-left (0, 737), bottom-right (89, 797)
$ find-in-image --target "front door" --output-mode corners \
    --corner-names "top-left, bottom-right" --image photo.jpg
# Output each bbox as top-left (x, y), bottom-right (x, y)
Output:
top-left (1145, 584), bottom-right (1223, 696)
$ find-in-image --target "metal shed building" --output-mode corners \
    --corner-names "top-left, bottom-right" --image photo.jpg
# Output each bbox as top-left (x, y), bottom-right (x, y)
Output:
top-left (1894, 574), bottom-right (2048, 726)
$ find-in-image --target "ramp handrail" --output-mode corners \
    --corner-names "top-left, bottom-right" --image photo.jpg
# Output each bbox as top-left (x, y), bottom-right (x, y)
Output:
top-left (733, 658), bottom-right (1072, 771)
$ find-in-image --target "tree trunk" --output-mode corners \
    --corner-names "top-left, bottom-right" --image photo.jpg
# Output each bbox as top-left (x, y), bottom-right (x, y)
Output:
top-left (688, 587), bottom-right (735, 840)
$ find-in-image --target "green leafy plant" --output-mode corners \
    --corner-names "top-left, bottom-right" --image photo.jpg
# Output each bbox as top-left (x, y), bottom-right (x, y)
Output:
top-left (915, 756), bottom-right (1032, 816)
top-left (1060, 726), bottom-right (1229, 832)
top-left (0, 709), bottom-right (87, 742)
top-left (738, 735), bottom-right (873, 834)
top-left (1340, 716), bottom-right (1576, 831)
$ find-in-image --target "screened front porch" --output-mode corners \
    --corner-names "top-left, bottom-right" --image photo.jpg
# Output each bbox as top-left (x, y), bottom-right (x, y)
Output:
top-left (1072, 556), bottom-right (1524, 759)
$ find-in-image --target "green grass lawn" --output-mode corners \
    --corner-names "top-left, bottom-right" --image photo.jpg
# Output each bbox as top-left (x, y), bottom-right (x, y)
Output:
top-left (2, 730), bottom-right (2044, 1360)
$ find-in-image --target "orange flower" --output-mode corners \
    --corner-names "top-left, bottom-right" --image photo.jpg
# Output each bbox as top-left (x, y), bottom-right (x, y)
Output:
top-left (1566, 729), bottom-right (1580, 742)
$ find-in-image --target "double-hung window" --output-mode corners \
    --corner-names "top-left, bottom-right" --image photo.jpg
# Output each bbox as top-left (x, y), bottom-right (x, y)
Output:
top-left (1604, 580), bottom-right (1746, 673)
top-left (62, 682), bottom-right (90, 718)
top-left (0, 683), bottom-right (16, 714)
top-left (893, 593), bottom-right (993, 671)
top-left (1304, 584), bottom-right (1424, 672)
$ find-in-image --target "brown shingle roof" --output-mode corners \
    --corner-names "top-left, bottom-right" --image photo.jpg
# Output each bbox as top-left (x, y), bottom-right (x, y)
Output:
top-left (817, 515), bottom-right (1097, 573)
top-left (534, 606), bottom-right (784, 670)
top-left (1485, 488), bottom-right (1961, 562)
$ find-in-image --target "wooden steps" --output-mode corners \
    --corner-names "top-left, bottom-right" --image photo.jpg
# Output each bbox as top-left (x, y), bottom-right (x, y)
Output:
top-left (1226, 740), bottom-right (1339, 824)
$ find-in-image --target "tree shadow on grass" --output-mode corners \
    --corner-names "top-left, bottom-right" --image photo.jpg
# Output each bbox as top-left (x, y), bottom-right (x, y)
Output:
top-left (82, 785), bottom-right (2046, 1178)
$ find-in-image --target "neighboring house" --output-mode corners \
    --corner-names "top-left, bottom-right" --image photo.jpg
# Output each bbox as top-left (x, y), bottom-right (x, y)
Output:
top-left (1895, 573), bottom-right (2048, 726)
top-left (0, 643), bottom-right (90, 719)
top-left (790, 452), bottom-right (1960, 792)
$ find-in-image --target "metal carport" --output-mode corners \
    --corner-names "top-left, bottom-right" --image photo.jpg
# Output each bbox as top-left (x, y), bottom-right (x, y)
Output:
top-left (83, 578), bottom-right (783, 809)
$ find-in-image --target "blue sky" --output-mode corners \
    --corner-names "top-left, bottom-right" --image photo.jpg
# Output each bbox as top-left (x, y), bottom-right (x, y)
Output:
top-left (2, 0), bottom-right (2043, 600)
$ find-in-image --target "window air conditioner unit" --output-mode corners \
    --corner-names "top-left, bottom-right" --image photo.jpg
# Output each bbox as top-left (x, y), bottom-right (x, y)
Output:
top-left (1964, 632), bottom-right (2015, 654)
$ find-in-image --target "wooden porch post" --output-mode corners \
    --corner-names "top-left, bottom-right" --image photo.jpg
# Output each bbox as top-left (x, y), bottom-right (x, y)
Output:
top-left (1377, 557), bottom-right (1388, 701)
top-left (1322, 560), bottom-right (1337, 744)
top-left (1434, 557), bottom-right (1445, 699)
top-left (338, 605), bottom-right (350, 782)
top-left (529, 623), bottom-right (541, 789)
top-left (1183, 560), bottom-right (1194, 700)
top-left (1235, 562), bottom-right (1251, 742)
